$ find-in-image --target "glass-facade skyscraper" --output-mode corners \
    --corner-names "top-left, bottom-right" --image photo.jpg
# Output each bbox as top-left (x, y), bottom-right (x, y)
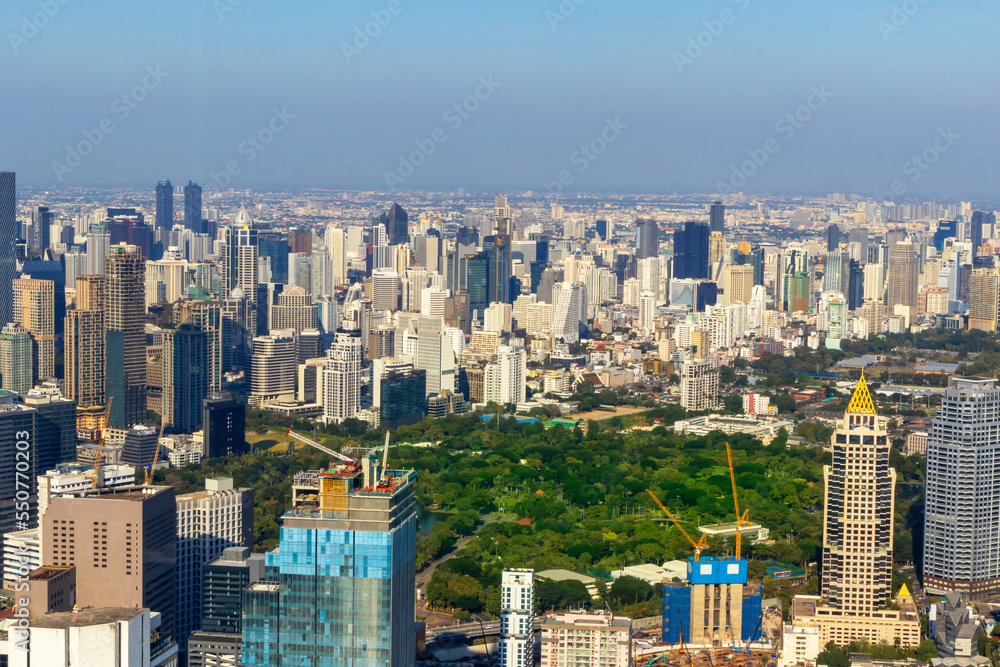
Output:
top-left (184, 181), bottom-right (203, 233)
top-left (673, 221), bottom-right (711, 280)
top-left (243, 459), bottom-right (417, 666)
top-left (156, 179), bottom-right (173, 230)
top-left (0, 172), bottom-right (16, 325)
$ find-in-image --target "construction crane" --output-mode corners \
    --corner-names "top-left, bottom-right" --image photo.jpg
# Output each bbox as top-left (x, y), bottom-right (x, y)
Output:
top-left (740, 608), bottom-right (765, 655)
top-left (144, 420), bottom-right (168, 486)
top-left (726, 443), bottom-right (753, 557)
top-left (285, 429), bottom-right (356, 464)
top-left (647, 489), bottom-right (709, 560)
top-left (90, 398), bottom-right (113, 489)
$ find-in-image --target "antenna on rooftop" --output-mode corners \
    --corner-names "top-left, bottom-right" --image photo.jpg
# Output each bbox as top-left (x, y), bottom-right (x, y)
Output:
top-left (380, 431), bottom-right (391, 482)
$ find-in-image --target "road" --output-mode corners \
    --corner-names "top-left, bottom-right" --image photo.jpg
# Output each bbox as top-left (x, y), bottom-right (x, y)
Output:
top-left (416, 514), bottom-right (506, 590)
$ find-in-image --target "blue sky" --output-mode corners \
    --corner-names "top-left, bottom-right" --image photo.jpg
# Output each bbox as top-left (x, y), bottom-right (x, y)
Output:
top-left (4, 0), bottom-right (997, 197)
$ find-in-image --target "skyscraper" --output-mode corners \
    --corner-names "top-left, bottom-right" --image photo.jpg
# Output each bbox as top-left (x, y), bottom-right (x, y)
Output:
top-left (372, 268), bottom-right (400, 312)
top-left (249, 333), bottom-right (296, 406)
top-left (203, 394), bottom-right (246, 458)
top-left (323, 330), bottom-right (363, 424)
top-left (105, 244), bottom-right (147, 427)
top-left (971, 211), bottom-right (986, 256)
top-left (635, 218), bottom-right (658, 259)
top-left (378, 202), bottom-right (409, 246)
top-left (500, 569), bottom-right (535, 667)
top-left (484, 346), bottom-right (527, 406)
top-left (184, 181), bottom-right (203, 233)
top-left (12, 278), bottom-right (54, 384)
top-left (673, 221), bottom-right (711, 280)
top-left (924, 377), bottom-right (1000, 599)
top-left (162, 326), bottom-right (209, 432)
top-left (679, 358), bottom-right (719, 410)
top-left (968, 267), bottom-right (1000, 332)
top-left (415, 318), bottom-right (455, 396)
top-left (710, 200), bottom-right (726, 234)
top-left (242, 454), bottom-right (416, 665)
top-left (821, 374), bottom-right (895, 614)
top-left (64, 275), bottom-right (106, 410)
top-left (28, 206), bottom-right (52, 257)
top-left (596, 219), bottom-right (608, 241)
top-left (155, 180), bottom-right (173, 230)
top-left (826, 224), bottom-right (840, 252)
top-left (551, 282), bottom-right (585, 344)
top-left (221, 205), bottom-right (259, 297)
top-left (0, 323), bottom-right (32, 394)
top-left (258, 232), bottom-right (289, 284)
top-left (886, 239), bottom-right (919, 321)
top-left (0, 172), bottom-right (17, 325)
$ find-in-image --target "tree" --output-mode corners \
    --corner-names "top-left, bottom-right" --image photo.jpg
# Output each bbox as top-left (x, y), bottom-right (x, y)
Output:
top-left (607, 576), bottom-right (652, 608)
top-left (816, 642), bottom-right (849, 667)
top-left (915, 639), bottom-right (938, 662)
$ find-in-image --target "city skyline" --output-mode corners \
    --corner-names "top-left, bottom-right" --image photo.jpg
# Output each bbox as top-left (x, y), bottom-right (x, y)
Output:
top-left (4, 1), bottom-right (999, 196)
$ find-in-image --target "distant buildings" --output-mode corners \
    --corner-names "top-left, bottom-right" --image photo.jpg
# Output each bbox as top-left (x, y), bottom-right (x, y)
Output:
top-left (679, 359), bottom-right (719, 411)
top-left (500, 569), bottom-right (535, 667)
top-left (541, 612), bottom-right (632, 667)
top-left (105, 244), bottom-right (147, 427)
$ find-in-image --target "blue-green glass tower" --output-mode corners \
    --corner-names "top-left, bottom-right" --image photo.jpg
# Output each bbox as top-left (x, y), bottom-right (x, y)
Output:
top-left (243, 458), bottom-right (417, 666)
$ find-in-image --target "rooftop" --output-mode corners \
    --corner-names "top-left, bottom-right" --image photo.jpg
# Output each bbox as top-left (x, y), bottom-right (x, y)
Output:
top-left (30, 607), bottom-right (145, 629)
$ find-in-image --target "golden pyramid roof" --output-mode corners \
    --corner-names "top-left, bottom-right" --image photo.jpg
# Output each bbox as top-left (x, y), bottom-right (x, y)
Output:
top-left (847, 371), bottom-right (877, 415)
top-left (897, 583), bottom-right (911, 598)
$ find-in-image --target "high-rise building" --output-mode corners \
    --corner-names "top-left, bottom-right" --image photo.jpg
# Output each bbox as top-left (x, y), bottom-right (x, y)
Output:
top-left (162, 326), bottom-right (209, 432)
top-left (269, 286), bottom-right (318, 333)
top-left (723, 265), bottom-right (754, 306)
top-left (121, 424), bottom-right (160, 469)
top-left (28, 205), bottom-right (52, 256)
top-left (23, 389), bottom-right (78, 483)
top-left (673, 221), bottom-right (711, 280)
top-left (968, 267), bottom-right (1000, 332)
top-left (378, 202), bottom-right (409, 247)
top-left (500, 569), bottom-right (535, 667)
top-left (184, 181), bottom-right (203, 233)
top-left (0, 172), bottom-right (16, 325)
top-left (258, 232), bottom-right (289, 284)
top-left (323, 330), bottom-right (363, 424)
top-left (0, 391), bottom-right (36, 536)
top-left (105, 244), bottom-right (146, 427)
top-left (378, 367), bottom-right (427, 428)
top-left (64, 275), bottom-right (105, 410)
top-left (924, 377), bottom-right (1000, 599)
top-left (250, 333), bottom-right (296, 406)
top-left (372, 268), bottom-right (400, 312)
top-left (203, 393), bottom-right (246, 458)
top-left (221, 205), bottom-right (259, 297)
top-left (827, 224), bottom-right (840, 252)
top-left (485, 346), bottom-right (526, 407)
top-left (638, 291), bottom-right (657, 335)
top-left (849, 227), bottom-right (869, 259)
top-left (242, 454), bottom-right (416, 665)
top-left (327, 226), bottom-right (347, 287)
top-left (596, 219), bottom-right (608, 241)
top-left (708, 231), bottom-right (726, 264)
top-left (41, 485), bottom-right (177, 640)
top-left (13, 278), bottom-right (55, 383)
top-left (415, 319), bottom-right (455, 397)
top-left (680, 358), bottom-right (719, 411)
top-left (971, 211), bottom-right (987, 257)
top-left (551, 282), bottom-right (586, 344)
top-left (175, 478), bottom-right (253, 655)
top-left (155, 179), bottom-right (173, 230)
top-left (636, 218), bottom-right (658, 259)
top-left (710, 201), bottom-right (726, 234)
top-left (821, 374), bottom-right (894, 614)
top-left (886, 239), bottom-right (918, 322)
top-left (541, 612), bottom-right (632, 667)
top-left (0, 323), bottom-right (32, 394)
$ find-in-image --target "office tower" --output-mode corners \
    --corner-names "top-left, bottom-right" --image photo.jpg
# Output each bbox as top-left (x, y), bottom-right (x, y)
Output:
top-left (823, 249), bottom-right (849, 294)
top-left (540, 612), bottom-right (632, 667)
top-left (635, 218), bottom-right (658, 259)
top-left (723, 265), bottom-right (754, 306)
top-left (104, 245), bottom-right (146, 427)
top-left (886, 240), bottom-right (919, 321)
top-left (41, 485), bottom-right (177, 640)
top-left (244, 454), bottom-right (416, 666)
top-left (537, 267), bottom-right (560, 304)
top-left (485, 346), bottom-right (527, 407)
top-left (0, 392), bottom-right (35, 538)
top-left (416, 319), bottom-right (455, 397)
top-left (378, 367), bottom-right (427, 428)
top-left (849, 227), bottom-right (869, 259)
top-left (971, 211), bottom-right (987, 256)
top-left (680, 358), bottom-right (719, 410)
top-left (420, 286), bottom-right (448, 317)
top-left (203, 394), bottom-right (246, 458)
top-left (484, 301), bottom-right (513, 334)
top-left (638, 291), bottom-right (657, 334)
top-left (500, 569), bottom-right (535, 667)
top-left (863, 263), bottom-right (884, 303)
top-left (968, 268), bottom-right (1000, 332)
top-left (673, 221), bottom-right (711, 280)
top-left (552, 282), bottom-right (586, 344)
top-left (120, 424), bottom-right (160, 468)
top-left (64, 275), bottom-right (105, 410)
top-left (377, 202), bottom-right (409, 246)
top-left (269, 286), bottom-right (318, 333)
top-left (821, 375), bottom-right (894, 613)
top-left (827, 224), bottom-right (840, 252)
top-left (847, 260), bottom-right (865, 311)
top-left (28, 206), bottom-right (52, 257)
top-left (0, 173), bottom-right (16, 325)
top-left (415, 235), bottom-right (440, 274)
top-left (222, 205), bottom-right (259, 296)
top-left (184, 181), bottom-right (203, 233)
top-left (189, 546), bottom-right (265, 667)
top-left (13, 278), bottom-right (55, 383)
top-left (0, 323), bottom-right (32, 394)
top-left (934, 220), bottom-right (959, 252)
top-left (327, 226), bottom-right (347, 287)
top-left (483, 236), bottom-right (512, 305)
top-left (174, 300), bottom-right (224, 393)
top-left (710, 200), bottom-right (726, 234)
top-left (175, 478), bottom-right (253, 655)
top-left (161, 326), bottom-right (208, 432)
top-left (924, 378), bottom-right (1000, 599)
top-left (250, 333), bottom-right (296, 406)
top-left (708, 231), bottom-right (726, 265)
top-left (258, 231), bottom-right (289, 284)
top-left (85, 221), bottom-right (111, 276)
top-left (322, 330), bottom-right (362, 424)
top-left (23, 389), bottom-right (77, 483)
top-left (596, 219), bottom-right (608, 241)
top-left (372, 268), bottom-right (399, 312)
top-left (155, 180), bottom-right (173, 230)
top-left (461, 252), bottom-right (490, 320)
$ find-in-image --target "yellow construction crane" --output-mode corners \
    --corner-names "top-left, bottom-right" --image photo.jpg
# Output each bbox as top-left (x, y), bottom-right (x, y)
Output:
top-left (646, 489), bottom-right (709, 560)
top-left (144, 420), bottom-right (168, 486)
top-left (726, 443), bottom-right (752, 557)
top-left (90, 397), bottom-right (113, 489)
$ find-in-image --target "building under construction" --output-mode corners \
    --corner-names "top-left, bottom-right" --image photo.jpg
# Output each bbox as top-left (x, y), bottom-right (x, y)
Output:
top-left (662, 556), bottom-right (763, 646)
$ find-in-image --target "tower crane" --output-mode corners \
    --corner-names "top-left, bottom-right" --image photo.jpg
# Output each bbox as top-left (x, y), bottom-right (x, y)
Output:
top-left (725, 443), bottom-right (752, 557)
top-left (285, 429), bottom-right (355, 464)
top-left (646, 489), bottom-right (709, 560)
top-left (144, 420), bottom-right (168, 486)
top-left (90, 397), bottom-right (113, 489)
